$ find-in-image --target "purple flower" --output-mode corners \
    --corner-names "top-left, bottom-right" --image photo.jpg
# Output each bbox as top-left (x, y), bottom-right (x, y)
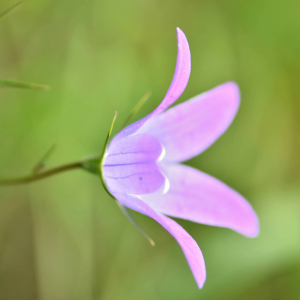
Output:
top-left (102, 28), bottom-right (259, 288)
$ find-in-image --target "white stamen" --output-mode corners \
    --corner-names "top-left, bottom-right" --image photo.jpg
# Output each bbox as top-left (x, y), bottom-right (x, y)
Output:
top-left (158, 146), bottom-right (166, 162)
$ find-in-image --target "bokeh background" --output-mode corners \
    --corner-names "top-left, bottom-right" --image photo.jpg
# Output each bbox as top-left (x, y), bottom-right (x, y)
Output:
top-left (0, 0), bottom-right (300, 299)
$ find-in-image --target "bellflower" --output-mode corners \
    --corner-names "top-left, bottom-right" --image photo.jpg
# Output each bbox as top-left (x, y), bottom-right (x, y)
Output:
top-left (102, 28), bottom-right (259, 288)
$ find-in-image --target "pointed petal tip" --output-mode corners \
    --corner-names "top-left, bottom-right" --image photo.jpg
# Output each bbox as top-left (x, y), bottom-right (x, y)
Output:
top-left (238, 210), bottom-right (260, 238)
top-left (145, 25), bottom-right (190, 117)
top-left (229, 80), bottom-right (240, 92)
top-left (196, 275), bottom-right (206, 289)
top-left (223, 81), bottom-right (240, 100)
top-left (176, 27), bottom-right (183, 34)
top-left (176, 28), bottom-right (187, 44)
top-left (106, 27), bottom-right (191, 141)
top-left (245, 216), bottom-right (260, 238)
top-left (114, 192), bottom-right (207, 289)
top-left (219, 81), bottom-right (241, 113)
top-left (224, 80), bottom-right (239, 89)
top-left (176, 27), bottom-right (188, 45)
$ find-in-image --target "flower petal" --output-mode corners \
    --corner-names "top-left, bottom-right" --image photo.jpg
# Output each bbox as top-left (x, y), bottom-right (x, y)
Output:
top-left (113, 28), bottom-right (191, 140)
top-left (139, 82), bottom-right (240, 162)
top-left (150, 27), bottom-right (191, 116)
top-left (141, 163), bottom-right (259, 237)
top-left (112, 191), bottom-right (206, 288)
top-left (104, 133), bottom-right (165, 195)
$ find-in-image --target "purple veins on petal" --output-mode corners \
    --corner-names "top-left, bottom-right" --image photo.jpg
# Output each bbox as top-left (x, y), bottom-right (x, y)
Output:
top-left (100, 27), bottom-right (259, 289)
top-left (103, 133), bottom-right (165, 195)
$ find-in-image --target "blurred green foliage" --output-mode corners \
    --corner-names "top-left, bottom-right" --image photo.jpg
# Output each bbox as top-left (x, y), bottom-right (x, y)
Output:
top-left (0, 0), bottom-right (300, 299)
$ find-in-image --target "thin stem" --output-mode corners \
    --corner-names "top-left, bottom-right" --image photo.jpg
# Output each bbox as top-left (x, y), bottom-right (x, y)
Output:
top-left (0, 1), bottom-right (25, 20)
top-left (0, 161), bottom-right (83, 186)
top-left (0, 79), bottom-right (50, 91)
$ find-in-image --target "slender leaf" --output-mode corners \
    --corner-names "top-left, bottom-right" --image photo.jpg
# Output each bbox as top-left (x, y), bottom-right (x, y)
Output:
top-left (32, 144), bottom-right (56, 174)
top-left (0, 79), bottom-right (50, 91)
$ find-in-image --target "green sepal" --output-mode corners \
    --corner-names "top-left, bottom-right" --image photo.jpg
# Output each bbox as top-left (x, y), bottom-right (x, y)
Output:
top-left (81, 156), bottom-right (101, 176)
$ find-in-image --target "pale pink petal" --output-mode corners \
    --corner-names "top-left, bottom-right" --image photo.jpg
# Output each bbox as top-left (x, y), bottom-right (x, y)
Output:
top-left (139, 82), bottom-right (240, 162)
top-left (113, 28), bottom-right (191, 140)
top-left (149, 27), bottom-right (191, 116)
top-left (141, 163), bottom-right (259, 237)
top-left (104, 134), bottom-right (165, 195)
top-left (112, 192), bottom-right (206, 288)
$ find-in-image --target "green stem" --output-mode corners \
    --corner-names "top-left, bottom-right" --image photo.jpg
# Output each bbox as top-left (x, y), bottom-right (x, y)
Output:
top-left (0, 161), bottom-right (83, 186)
top-left (0, 79), bottom-right (50, 91)
top-left (0, 1), bottom-right (25, 20)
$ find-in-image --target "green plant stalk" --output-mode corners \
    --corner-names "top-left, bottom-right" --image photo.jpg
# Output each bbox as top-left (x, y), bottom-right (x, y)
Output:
top-left (0, 161), bottom-right (83, 186)
top-left (0, 79), bottom-right (50, 91)
top-left (0, 1), bottom-right (25, 20)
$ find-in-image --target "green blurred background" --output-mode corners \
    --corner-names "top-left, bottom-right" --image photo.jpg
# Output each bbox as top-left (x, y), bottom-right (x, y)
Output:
top-left (0, 0), bottom-right (300, 299)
